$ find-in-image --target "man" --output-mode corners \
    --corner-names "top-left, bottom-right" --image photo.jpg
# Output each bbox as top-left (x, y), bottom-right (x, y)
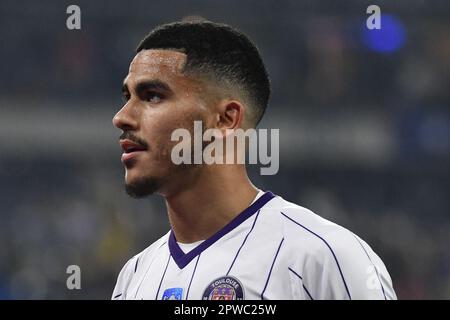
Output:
top-left (111, 21), bottom-right (396, 300)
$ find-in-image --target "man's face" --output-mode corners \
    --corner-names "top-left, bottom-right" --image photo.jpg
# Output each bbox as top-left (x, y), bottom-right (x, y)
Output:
top-left (113, 49), bottom-right (211, 197)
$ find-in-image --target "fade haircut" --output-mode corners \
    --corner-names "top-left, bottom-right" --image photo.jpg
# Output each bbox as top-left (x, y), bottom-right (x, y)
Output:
top-left (136, 21), bottom-right (270, 127)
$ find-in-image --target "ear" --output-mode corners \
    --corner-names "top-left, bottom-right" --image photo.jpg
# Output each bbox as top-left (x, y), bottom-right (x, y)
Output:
top-left (215, 100), bottom-right (245, 132)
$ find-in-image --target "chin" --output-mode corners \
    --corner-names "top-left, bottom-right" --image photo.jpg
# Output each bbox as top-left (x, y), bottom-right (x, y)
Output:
top-left (124, 174), bottom-right (161, 198)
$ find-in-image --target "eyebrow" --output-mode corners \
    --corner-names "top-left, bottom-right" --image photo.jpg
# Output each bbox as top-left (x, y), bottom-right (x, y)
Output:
top-left (122, 79), bottom-right (172, 95)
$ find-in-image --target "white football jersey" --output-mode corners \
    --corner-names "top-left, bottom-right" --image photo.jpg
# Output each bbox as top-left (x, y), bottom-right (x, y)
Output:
top-left (112, 190), bottom-right (396, 300)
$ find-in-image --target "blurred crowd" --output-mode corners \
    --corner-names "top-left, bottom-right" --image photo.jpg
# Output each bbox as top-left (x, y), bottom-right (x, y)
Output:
top-left (0, 0), bottom-right (448, 299)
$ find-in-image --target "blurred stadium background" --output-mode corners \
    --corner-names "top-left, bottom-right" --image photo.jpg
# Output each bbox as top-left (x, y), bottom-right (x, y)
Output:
top-left (0, 0), bottom-right (448, 299)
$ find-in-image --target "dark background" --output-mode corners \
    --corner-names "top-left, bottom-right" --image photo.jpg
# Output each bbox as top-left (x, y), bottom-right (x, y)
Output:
top-left (0, 0), bottom-right (448, 299)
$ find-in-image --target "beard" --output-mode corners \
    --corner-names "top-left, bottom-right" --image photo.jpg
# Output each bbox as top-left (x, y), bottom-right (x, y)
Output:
top-left (125, 176), bottom-right (161, 198)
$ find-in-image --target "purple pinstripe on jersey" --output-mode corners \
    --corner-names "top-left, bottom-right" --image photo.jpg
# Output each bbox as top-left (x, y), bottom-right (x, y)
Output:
top-left (226, 209), bottom-right (261, 275)
top-left (351, 233), bottom-right (387, 300)
top-left (155, 254), bottom-right (171, 300)
top-left (186, 254), bottom-right (201, 299)
top-left (288, 267), bottom-right (314, 300)
top-left (281, 212), bottom-right (352, 300)
top-left (261, 238), bottom-right (284, 300)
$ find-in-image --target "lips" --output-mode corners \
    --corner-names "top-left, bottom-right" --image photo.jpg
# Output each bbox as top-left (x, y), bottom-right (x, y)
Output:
top-left (120, 139), bottom-right (147, 153)
top-left (119, 139), bottom-right (147, 164)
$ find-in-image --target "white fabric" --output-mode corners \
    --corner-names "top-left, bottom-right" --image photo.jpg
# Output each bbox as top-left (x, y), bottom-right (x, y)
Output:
top-left (112, 191), bottom-right (396, 300)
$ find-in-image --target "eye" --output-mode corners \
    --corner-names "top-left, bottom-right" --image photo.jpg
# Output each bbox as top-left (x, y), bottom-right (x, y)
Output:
top-left (145, 91), bottom-right (164, 103)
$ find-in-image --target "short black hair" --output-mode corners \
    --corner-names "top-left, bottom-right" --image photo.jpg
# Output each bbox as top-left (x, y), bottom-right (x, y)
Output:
top-left (136, 21), bottom-right (270, 126)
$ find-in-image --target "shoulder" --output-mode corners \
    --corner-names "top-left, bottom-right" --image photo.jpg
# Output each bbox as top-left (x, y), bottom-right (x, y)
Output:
top-left (261, 195), bottom-right (355, 266)
top-left (266, 195), bottom-right (396, 299)
top-left (263, 195), bottom-right (347, 245)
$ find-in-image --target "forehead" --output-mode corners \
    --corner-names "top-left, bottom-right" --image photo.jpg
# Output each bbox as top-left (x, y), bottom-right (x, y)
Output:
top-left (124, 49), bottom-right (210, 99)
top-left (128, 49), bottom-right (187, 78)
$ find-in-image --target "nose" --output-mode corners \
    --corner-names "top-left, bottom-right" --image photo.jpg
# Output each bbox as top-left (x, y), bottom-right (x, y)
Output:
top-left (113, 102), bottom-right (138, 131)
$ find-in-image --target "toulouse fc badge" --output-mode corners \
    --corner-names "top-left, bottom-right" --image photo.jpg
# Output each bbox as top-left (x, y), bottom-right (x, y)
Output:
top-left (202, 276), bottom-right (244, 300)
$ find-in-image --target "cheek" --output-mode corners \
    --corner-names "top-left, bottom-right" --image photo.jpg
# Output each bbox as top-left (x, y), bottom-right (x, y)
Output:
top-left (139, 99), bottom-right (208, 148)
top-left (138, 111), bottom-right (187, 159)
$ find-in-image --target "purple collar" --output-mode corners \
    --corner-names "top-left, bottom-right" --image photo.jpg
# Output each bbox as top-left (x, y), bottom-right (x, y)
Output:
top-left (168, 191), bottom-right (276, 269)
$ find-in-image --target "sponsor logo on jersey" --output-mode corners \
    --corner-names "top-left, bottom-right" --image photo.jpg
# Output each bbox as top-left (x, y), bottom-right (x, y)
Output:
top-left (202, 276), bottom-right (244, 300)
top-left (162, 287), bottom-right (183, 300)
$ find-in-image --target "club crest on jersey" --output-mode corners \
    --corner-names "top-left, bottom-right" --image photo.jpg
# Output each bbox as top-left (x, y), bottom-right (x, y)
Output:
top-left (162, 287), bottom-right (183, 300)
top-left (202, 276), bottom-right (244, 300)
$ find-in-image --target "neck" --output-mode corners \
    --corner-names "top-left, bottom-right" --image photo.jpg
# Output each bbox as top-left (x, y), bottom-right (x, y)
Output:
top-left (164, 165), bottom-right (258, 243)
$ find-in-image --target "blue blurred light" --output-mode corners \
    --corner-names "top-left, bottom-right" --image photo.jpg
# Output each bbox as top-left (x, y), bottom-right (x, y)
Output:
top-left (362, 14), bottom-right (406, 53)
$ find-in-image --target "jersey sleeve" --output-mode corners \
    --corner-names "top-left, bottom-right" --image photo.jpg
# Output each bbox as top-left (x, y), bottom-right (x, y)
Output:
top-left (301, 228), bottom-right (397, 300)
top-left (111, 257), bottom-right (137, 300)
